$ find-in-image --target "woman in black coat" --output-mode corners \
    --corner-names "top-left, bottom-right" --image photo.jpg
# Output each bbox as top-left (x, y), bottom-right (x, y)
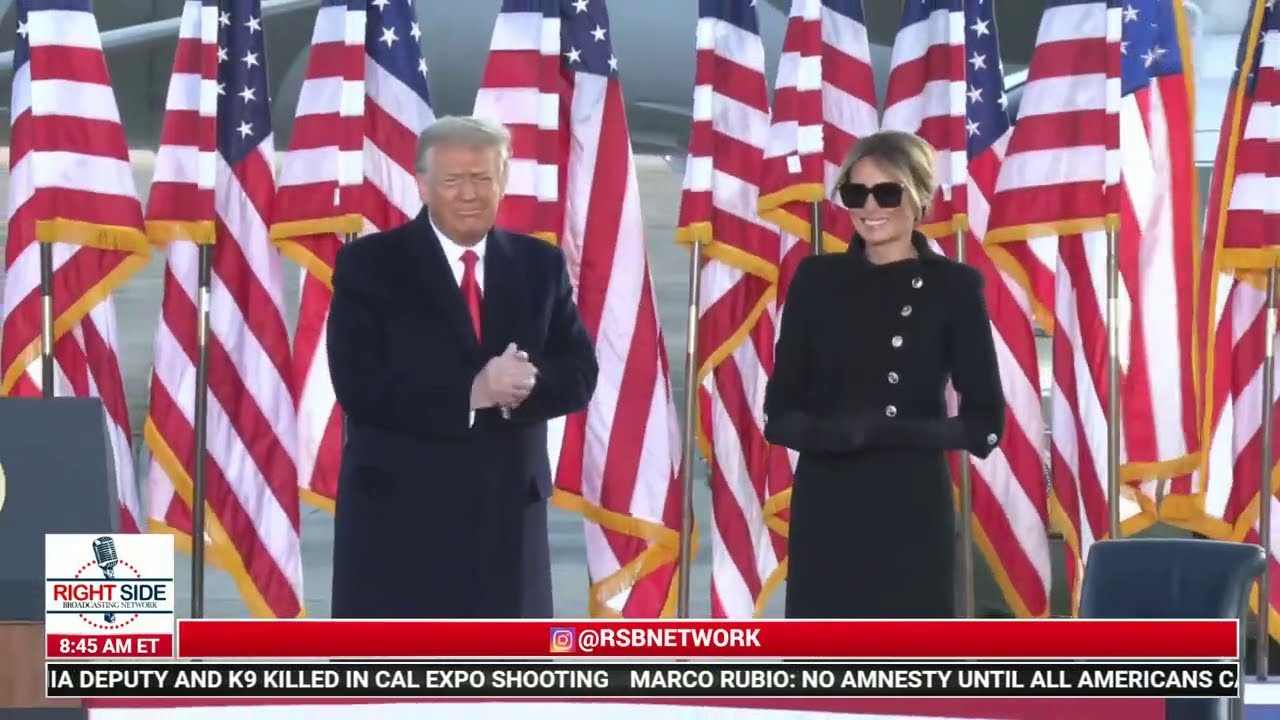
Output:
top-left (764, 130), bottom-right (1006, 619)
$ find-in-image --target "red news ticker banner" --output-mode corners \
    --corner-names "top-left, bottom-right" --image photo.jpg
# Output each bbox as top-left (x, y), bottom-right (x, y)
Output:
top-left (173, 619), bottom-right (1238, 659)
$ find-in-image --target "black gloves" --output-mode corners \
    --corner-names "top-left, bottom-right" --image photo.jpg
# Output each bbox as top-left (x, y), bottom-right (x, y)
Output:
top-left (763, 412), bottom-right (882, 454)
top-left (764, 413), bottom-right (982, 456)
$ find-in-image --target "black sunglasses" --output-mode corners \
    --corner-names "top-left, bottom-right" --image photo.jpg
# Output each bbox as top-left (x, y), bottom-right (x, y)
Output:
top-left (838, 181), bottom-right (905, 209)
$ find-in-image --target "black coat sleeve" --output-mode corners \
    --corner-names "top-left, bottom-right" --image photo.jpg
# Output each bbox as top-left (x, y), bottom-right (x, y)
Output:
top-left (944, 269), bottom-right (1007, 457)
top-left (327, 244), bottom-right (474, 439)
top-left (869, 268), bottom-right (1006, 458)
top-left (508, 253), bottom-right (599, 423)
top-left (762, 261), bottom-right (815, 424)
top-left (763, 260), bottom-right (877, 453)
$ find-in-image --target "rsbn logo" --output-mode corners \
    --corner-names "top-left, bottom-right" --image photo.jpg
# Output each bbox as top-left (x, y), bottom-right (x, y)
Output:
top-left (45, 533), bottom-right (175, 641)
top-left (48, 536), bottom-right (168, 628)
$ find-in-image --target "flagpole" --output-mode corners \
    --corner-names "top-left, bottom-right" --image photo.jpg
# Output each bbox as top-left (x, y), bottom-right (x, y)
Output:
top-left (39, 240), bottom-right (54, 398)
top-left (677, 240), bottom-right (703, 618)
top-left (954, 223), bottom-right (975, 618)
top-left (809, 202), bottom-right (824, 256)
top-left (341, 230), bottom-right (356, 448)
top-left (190, 242), bottom-right (213, 619)
top-left (1105, 220), bottom-right (1121, 540)
top-left (1257, 264), bottom-right (1277, 680)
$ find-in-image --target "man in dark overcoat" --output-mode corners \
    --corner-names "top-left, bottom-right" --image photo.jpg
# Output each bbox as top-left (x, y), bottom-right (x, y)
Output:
top-left (326, 115), bottom-right (598, 618)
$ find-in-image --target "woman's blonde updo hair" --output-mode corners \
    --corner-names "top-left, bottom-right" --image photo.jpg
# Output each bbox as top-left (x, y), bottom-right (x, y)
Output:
top-left (833, 130), bottom-right (938, 220)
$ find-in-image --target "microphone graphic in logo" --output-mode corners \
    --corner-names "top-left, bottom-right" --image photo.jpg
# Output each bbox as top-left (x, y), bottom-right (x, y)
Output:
top-left (549, 627), bottom-right (576, 653)
top-left (91, 537), bottom-right (118, 624)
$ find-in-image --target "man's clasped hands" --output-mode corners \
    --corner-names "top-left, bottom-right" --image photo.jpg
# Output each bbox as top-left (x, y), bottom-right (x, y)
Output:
top-left (471, 342), bottom-right (539, 414)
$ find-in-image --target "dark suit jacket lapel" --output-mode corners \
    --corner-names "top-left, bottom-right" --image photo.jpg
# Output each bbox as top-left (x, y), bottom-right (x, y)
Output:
top-left (480, 230), bottom-right (525, 358)
top-left (407, 209), bottom-right (482, 356)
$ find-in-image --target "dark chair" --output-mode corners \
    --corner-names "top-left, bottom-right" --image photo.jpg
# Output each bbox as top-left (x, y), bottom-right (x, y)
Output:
top-left (1079, 538), bottom-right (1266, 720)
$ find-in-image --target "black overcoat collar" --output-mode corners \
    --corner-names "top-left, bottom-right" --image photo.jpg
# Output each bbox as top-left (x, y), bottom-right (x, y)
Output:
top-left (847, 230), bottom-right (946, 266)
top-left (404, 208), bottom-right (524, 360)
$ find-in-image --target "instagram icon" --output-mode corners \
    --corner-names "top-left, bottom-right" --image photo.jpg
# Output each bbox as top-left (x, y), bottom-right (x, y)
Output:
top-left (549, 627), bottom-right (576, 653)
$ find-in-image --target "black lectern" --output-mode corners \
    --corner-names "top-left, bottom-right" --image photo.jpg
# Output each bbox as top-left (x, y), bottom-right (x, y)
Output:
top-left (0, 397), bottom-right (120, 717)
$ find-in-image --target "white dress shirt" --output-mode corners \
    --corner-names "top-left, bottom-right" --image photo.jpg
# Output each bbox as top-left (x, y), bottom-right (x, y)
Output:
top-left (430, 216), bottom-right (487, 427)
top-left (431, 216), bottom-right (486, 293)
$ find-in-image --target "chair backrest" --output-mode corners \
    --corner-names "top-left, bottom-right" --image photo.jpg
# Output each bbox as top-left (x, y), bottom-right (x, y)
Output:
top-left (1079, 538), bottom-right (1266, 720)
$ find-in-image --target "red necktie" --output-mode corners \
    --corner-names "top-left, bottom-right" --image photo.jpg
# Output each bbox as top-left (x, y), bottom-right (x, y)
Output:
top-left (460, 249), bottom-right (483, 340)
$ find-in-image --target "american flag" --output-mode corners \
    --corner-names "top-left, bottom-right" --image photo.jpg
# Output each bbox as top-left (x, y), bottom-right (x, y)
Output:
top-left (985, 0), bottom-right (1121, 244)
top-left (1, 0), bottom-right (150, 533)
top-left (990, 0), bottom-right (1142, 609)
top-left (1196, 0), bottom-right (1280, 637)
top-left (675, 0), bottom-right (791, 618)
top-left (144, 0), bottom-right (304, 617)
top-left (473, 0), bottom-right (561, 241)
top-left (271, 0), bottom-right (435, 510)
top-left (881, 0), bottom-right (1053, 618)
top-left (1114, 0), bottom-right (1201, 525)
top-left (881, 0), bottom-right (966, 236)
top-left (757, 0), bottom-right (878, 267)
top-left (475, 0), bottom-right (684, 617)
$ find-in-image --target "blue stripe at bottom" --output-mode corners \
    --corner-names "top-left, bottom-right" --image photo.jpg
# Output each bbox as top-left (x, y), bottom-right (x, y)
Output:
top-left (1247, 680), bottom-right (1280, 718)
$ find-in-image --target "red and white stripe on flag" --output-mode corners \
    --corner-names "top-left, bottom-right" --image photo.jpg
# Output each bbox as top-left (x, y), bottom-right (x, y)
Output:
top-left (881, 0), bottom-right (966, 236)
top-left (675, 0), bottom-right (793, 619)
top-left (143, 0), bottom-right (304, 618)
top-left (269, 0), bottom-right (361, 512)
top-left (1113, 0), bottom-right (1201, 526)
top-left (270, 0), bottom-right (435, 510)
top-left (983, 0), bottom-right (1132, 610)
top-left (271, 0), bottom-right (364, 255)
top-left (883, 0), bottom-right (1053, 618)
top-left (476, 0), bottom-right (685, 617)
top-left (1037, 0), bottom-right (1201, 606)
top-left (274, 0), bottom-right (434, 246)
top-left (0, 0), bottom-right (151, 534)
top-left (929, 226), bottom-right (1054, 619)
top-left (984, 1), bottom-right (1120, 245)
top-left (1196, 0), bottom-right (1280, 640)
top-left (757, 0), bottom-right (878, 259)
top-left (1047, 232), bottom-right (1158, 609)
top-left (472, 5), bottom-right (561, 241)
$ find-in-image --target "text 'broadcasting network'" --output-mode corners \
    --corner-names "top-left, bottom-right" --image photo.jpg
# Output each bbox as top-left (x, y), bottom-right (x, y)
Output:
top-left (550, 627), bottom-right (761, 654)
